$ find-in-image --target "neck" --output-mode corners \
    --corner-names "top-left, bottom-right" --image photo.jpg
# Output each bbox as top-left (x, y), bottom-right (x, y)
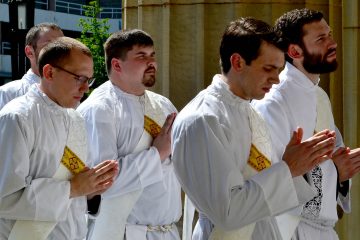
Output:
top-left (292, 61), bottom-right (319, 85)
top-left (110, 76), bottom-right (145, 96)
top-left (39, 83), bottom-right (58, 105)
top-left (30, 63), bottom-right (40, 76)
top-left (221, 73), bottom-right (249, 100)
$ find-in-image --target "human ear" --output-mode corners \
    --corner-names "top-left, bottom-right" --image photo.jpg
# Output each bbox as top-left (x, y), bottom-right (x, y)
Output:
top-left (42, 64), bottom-right (53, 81)
top-left (230, 53), bottom-right (244, 72)
top-left (287, 44), bottom-right (303, 59)
top-left (25, 45), bottom-right (35, 60)
top-left (111, 58), bottom-right (121, 72)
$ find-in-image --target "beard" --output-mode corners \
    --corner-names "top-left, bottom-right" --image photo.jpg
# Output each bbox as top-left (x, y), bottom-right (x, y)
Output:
top-left (302, 47), bottom-right (338, 74)
top-left (142, 66), bottom-right (156, 87)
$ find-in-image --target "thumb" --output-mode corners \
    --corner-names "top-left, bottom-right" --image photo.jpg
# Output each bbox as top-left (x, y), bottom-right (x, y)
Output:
top-left (333, 147), bottom-right (349, 158)
top-left (288, 130), bottom-right (299, 146)
top-left (296, 127), bottom-right (303, 144)
top-left (288, 127), bottom-right (303, 146)
top-left (81, 166), bottom-right (90, 173)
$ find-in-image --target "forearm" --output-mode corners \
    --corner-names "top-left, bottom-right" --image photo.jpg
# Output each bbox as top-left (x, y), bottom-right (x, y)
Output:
top-left (0, 178), bottom-right (71, 221)
top-left (102, 147), bottom-right (163, 198)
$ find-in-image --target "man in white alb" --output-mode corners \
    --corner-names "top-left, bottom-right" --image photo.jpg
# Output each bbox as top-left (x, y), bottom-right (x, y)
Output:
top-left (78, 29), bottom-right (181, 240)
top-left (171, 17), bottom-right (337, 240)
top-left (0, 37), bottom-right (118, 240)
top-left (0, 22), bottom-right (63, 109)
top-left (253, 8), bottom-right (360, 240)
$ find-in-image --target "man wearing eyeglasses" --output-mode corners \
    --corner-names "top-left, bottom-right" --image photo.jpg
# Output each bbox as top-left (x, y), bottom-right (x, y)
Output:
top-left (77, 30), bottom-right (181, 240)
top-left (0, 37), bottom-right (118, 240)
top-left (0, 22), bottom-right (64, 110)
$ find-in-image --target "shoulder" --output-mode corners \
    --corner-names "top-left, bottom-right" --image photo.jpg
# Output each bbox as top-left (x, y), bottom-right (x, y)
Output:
top-left (0, 79), bottom-right (24, 90)
top-left (0, 80), bottom-right (27, 106)
top-left (174, 93), bottom-right (223, 137)
top-left (146, 90), bottom-right (175, 105)
top-left (0, 79), bottom-right (30, 95)
top-left (0, 94), bottom-right (37, 126)
top-left (146, 90), bottom-right (177, 112)
top-left (78, 81), bottom-right (115, 116)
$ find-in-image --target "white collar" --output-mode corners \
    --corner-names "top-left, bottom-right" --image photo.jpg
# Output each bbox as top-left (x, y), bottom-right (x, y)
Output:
top-left (280, 62), bottom-right (320, 89)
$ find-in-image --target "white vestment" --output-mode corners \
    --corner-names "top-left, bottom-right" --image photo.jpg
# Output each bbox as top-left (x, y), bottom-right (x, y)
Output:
top-left (171, 74), bottom-right (315, 240)
top-left (77, 81), bottom-right (182, 240)
top-left (252, 62), bottom-right (350, 240)
top-left (0, 85), bottom-right (88, 240)
top-left (0, 69), bottom-right (40, 110)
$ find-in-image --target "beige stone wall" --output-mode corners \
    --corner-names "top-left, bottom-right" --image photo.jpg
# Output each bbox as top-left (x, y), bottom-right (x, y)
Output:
top-left (123, 0), bottom-right (360, 238)
top-left (337, 1), bottom-right (360, 238)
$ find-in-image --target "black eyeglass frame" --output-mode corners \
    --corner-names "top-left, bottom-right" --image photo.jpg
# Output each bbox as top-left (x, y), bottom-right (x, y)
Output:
top-left (52, 64), bottom-right (95, 87)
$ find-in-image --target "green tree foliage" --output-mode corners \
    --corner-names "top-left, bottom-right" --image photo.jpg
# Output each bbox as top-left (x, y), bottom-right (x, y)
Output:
top-left (78, 0), bottom-right (110, 89)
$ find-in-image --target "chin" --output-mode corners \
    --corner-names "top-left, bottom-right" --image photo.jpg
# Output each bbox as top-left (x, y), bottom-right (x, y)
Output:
top-left (65, 102), bottom-right (79, 109)
top-left (253, 94), bottom-right (265, 100)
top-left (70, 103), bottom-right (80, 109)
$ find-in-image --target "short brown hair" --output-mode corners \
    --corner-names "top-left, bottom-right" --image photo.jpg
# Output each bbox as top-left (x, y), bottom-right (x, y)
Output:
top-left (104, 29), bottom-right (153, 74)
top-left (25, 22), bottom-right (63, 51)
top-left (38, 36), bottom-right (92, 77)
top-left (220, 17), bottom-right (284, 74)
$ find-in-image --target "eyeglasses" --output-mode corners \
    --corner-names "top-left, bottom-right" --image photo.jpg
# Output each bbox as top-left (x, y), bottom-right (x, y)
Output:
top-left (52, 65), bottom-right (95, 87)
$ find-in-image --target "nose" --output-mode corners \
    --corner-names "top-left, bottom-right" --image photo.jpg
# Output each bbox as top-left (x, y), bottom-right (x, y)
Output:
top-left (148, 57), bottom-right (157, 69)
top-left (328, 37), bottom-right (337, 50)
top-left (269, 73), bottom-right (280, 85)
top-left (79, 81), bottom-right (90, 93)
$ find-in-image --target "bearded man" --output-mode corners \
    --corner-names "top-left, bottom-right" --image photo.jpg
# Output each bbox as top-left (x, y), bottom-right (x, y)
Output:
top-left (77, 29), bottom-right (182, 240)
top-left (252, 8), bottom-right (360, 240)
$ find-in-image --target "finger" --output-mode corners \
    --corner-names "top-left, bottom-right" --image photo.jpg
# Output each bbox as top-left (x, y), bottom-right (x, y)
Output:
top-left (166, 113), bottom-right (177, 134)
top-left (313, 129), bottom-right (330, 137)
top-left (95, 167), bottom-right (118, 183)
top-left (350, 156), bottom-right (360, 167)
top-left (94, 160), bottom-right (118, 173)
top-left (93, 159), bottom-right (117, 170)
top-left (95, 180), bottom-right (114, 192)
top-left (310, 139), bottom-right (335, 161)
top-left (95, 163), bottom-right (118, 177)
top-left (80, 166), bottom-right (91, 173)
top-left (349, 148), bottom-right (360, 158)
top-left (97, 178), bottom-right (115, 186)
top-left (353, 165), bottom-right (360, 175)
top-left (311, 137), bottom-right (335, 151)
top-left (345, 147), bottom-right (351, 154)
top-left (332, 147), bottom-right (347, 158)
top-left (303, 133), bottom-right (333, 147)
top-left (327, 130), bottom-right (336, 138)
top-left (351, 160), bottom-right (360, 169)
top-left (89, 181), bottom-right (114, 196)
top-left (161, 113), bottom-right (176, 135)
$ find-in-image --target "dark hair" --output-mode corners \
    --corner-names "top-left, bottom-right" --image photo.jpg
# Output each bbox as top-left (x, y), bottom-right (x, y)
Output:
top-left (220, 17), bottom-right (284, 74)
top-left (274, 8), bottom-right (323, 63)
top-left (25, 22), bottom-right (63, 51)
top-left (38, 37), bottom-right (92, 77)
top-left (104, 29), bottom-right (154, 74)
